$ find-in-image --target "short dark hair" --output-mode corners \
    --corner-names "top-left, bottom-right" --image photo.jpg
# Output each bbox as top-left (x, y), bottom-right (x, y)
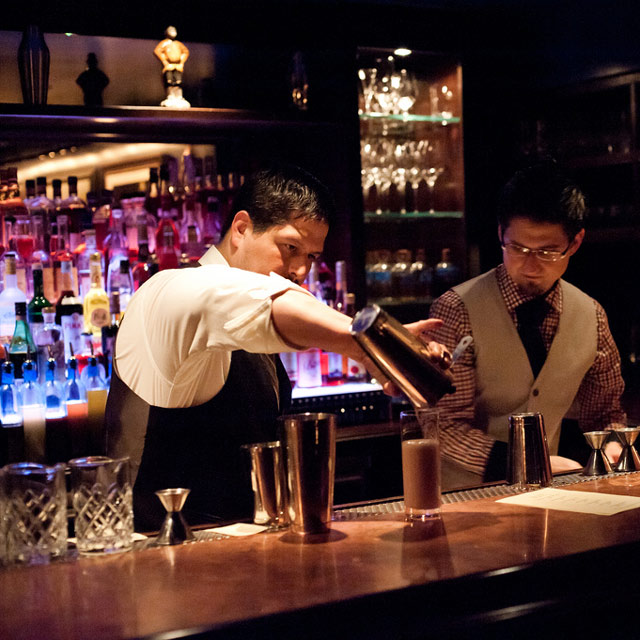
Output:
top-left (497, 161), bottom-right (586, 239)
top-left (220, 164), bottom-right (335, 237)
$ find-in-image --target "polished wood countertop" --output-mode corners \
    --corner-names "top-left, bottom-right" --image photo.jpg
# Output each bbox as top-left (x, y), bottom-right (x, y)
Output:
top-left (3, 474), bottom-right (640, 639)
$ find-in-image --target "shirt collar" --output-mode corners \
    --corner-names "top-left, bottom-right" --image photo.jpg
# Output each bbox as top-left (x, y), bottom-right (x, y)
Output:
top-left (198, 245), bottom-right (229, 267)
top-left (496, 263), bottom-right (562, 314)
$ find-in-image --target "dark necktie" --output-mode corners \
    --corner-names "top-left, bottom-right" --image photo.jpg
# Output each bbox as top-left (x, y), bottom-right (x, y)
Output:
top-left (515, 297), bottom-right (548, 378)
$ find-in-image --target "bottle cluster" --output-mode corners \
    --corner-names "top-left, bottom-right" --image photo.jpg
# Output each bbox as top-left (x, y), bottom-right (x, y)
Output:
top-left (281, 260), bottom-right (368, 389)
top-left (366, 246), bottom-right (461, 302)
top-left (0, 153), bottom-right (241, 464)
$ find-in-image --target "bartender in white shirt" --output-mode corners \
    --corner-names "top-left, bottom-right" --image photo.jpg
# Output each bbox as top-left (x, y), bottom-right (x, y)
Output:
top-left (105, 164), bottom-right (448, 530)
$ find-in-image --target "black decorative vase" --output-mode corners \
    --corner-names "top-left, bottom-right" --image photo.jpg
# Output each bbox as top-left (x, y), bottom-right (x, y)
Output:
top-left (18, 25), bottom-right (50, 105)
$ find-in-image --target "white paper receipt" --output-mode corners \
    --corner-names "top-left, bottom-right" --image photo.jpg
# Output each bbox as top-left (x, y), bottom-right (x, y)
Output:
top-left (203, 523), bottom-right (268, 536)
top-left (496, 487), bottom-right (640, 516)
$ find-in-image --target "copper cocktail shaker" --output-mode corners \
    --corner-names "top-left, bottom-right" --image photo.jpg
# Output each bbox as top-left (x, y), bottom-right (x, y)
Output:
top-left (350, 304), bottom-right (455, 407)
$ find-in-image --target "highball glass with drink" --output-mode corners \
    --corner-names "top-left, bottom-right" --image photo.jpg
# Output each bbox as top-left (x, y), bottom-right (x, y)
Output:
top-left (400, 408), bottom-right (441, 520)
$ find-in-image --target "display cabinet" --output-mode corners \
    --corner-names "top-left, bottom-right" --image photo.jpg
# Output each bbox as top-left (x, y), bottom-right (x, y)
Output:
top-left (356, 47), bottom-right (466, 322)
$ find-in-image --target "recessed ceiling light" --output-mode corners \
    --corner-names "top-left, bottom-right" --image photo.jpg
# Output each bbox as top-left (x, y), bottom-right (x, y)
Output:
top-left (394, 48), bottom-right (412, 57)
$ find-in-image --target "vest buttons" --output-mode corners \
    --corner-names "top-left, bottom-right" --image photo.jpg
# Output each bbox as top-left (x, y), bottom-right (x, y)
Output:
top-left (532, 388), bottom-right (539, 397)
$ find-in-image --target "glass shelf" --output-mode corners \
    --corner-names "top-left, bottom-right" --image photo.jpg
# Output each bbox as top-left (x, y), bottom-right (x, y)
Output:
top-left (359, 111), bottom-right (461, 125)
top-left (364, 210), bottom-right (464, 220)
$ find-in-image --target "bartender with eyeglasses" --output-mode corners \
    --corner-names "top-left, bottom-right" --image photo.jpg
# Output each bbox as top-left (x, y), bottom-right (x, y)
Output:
top-left (428, 161), bottom-right (627, 489)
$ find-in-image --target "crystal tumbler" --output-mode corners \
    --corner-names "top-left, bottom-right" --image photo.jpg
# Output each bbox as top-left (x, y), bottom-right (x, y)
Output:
top-left (3, 462), bottom-right (67, 564)
top-left (69, 456), bottom-right (133, 555)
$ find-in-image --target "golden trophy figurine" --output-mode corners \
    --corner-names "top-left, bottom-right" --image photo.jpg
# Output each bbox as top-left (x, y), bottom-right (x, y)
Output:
top-left (154, 26), bottom-right (191, 108)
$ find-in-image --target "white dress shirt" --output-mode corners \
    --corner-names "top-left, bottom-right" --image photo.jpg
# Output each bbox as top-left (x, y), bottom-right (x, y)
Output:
top-left (114, 246), bottom-right (307, 408)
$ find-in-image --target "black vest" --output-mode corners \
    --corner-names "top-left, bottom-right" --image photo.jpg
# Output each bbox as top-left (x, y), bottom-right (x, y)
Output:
top-left (105, 351), bottom-right (292, 532)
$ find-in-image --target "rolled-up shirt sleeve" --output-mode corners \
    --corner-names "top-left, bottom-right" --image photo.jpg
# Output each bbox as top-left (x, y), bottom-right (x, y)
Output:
top-left (115, 264), bottom-right (310, 408)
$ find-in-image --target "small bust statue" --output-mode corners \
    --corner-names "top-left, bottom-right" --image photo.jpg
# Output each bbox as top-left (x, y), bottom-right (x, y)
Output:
top-left (154, 26), bottom-right (191, 109)
top-left (76, 52), bottom-right (109, 107)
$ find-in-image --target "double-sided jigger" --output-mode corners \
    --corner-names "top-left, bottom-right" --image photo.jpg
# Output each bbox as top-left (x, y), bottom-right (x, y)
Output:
top-left (155, 488), bottom-right (195, 545)
top-left (613, 426), bottom-right (640, 472)
top-left (582, 431), bottom-right (613, 476)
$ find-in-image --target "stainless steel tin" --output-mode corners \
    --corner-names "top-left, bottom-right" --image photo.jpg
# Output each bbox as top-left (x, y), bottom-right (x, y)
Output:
top-left (506, 412), bottom-right (552, 490)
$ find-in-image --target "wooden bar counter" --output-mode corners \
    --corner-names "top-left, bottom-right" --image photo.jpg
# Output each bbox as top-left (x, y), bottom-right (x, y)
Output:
top-left (3, 474), bottom-right (640, 639)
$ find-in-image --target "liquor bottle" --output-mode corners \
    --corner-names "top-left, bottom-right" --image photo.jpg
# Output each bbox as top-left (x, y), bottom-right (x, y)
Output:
top-left (2, 167), bottom-right (29, 220)
top-left (0, 253), bottom-right (27, 343)
top-left (20, 355), bottom-right (46, 462)
top-left (103, 207), bottom-right (129, 277)
top-left (107, 258), bottom-right (133, 312)
top-left (43, 354), bottom-right (69, 464)
top-left (63, 347), bottom-right (88, 458)
top-left (0, 359), bottom-right (22, 428)
top-left (83, 252), bottom-right (110, 338)
top-left (123, 195), bottom-right (157, 259)
top-left (432, 247), bottom-right (461, 298)
top-left (52, 179), bottom-right (63, 210)
top-left (0, 360), bottom-right (24, 465)
top-left (30, 210), bottom-right (54, 302)
top-left (51, 214), bottom-right (75, 302)
top-left (132, 220), bottom-right (157, 290)
top-left (88, 189), bottom-right (112, 252)
top-left (29, 176), bottom-right (55, 257)
top-left (83, 351), bottom-right (108, 453)
top-left (391, 249), bottom-right (414, 299)
top-left (0, 359), bottom-right (24, 464)
top-left (334, 260), bottom-right (348, 314)
top-left (344, 293), bottom-right (368, 383)
top-left (410, 248), bottom-right (432, 299)
top-left (55, 258), bottom-right (84, 364)
top-left (8, 301), bottom-right (36, 379)
top-left (156, 165), bottom-right (181, 271)
top-left (33, 307), bottom-right (65, 384)
top-left (296, 349), bottom-right (323, 388)
top-left (156, 219), bottom-right (181, 270)
top-left (76, 229), bottom-right (102, 299)
top-left (60, 176), bottom-right (90, 252)
top-left (144, 167), bottom-right (160, 218)
top-left (279, 351), bottom-right (298, 388)
top-left (200, 157), bottom-right (224, 247)
top-left (24, 179), bottom-right (36, 206)
top-left (101, 291), bottom-right (120, 364)
top-left (180, 206), bottom-right (203, 261)
top-left (27, 263), bottom-right (52, 325)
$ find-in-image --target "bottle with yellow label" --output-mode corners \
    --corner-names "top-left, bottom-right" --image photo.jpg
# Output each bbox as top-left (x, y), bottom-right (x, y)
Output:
top-left (83, 252), bottom-right (110, 337)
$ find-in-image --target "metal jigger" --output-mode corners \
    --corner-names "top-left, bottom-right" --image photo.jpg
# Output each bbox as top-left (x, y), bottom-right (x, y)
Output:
top-left (155, 488), bottom-right (195, 545)
top-left (582, 431), bottom-right (613, 476)
top-left (613, 427), bottom-right (640, 472)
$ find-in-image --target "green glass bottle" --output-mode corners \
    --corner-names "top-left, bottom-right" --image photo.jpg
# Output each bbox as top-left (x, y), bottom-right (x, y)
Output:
top-left (8, 301), bottom-right (36, 379)
top-left (27, 262), bottom-right (52, 326)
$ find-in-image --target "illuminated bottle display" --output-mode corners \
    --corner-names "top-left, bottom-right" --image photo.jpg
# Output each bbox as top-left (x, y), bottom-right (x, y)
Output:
top-left (83, 252), bottom-right (110, 337)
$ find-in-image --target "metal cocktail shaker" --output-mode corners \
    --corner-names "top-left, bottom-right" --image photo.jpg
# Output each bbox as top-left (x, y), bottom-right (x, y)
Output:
top-left (506, 412), bottom-right (552, 490)
top-left (279, 412), bottom-right (336, 535)
top-left (350, 304), bottom-right (455, 407)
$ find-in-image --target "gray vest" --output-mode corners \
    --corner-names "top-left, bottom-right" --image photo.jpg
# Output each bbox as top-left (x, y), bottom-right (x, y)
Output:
top-left (454, 269), bottom-right (597, 454)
